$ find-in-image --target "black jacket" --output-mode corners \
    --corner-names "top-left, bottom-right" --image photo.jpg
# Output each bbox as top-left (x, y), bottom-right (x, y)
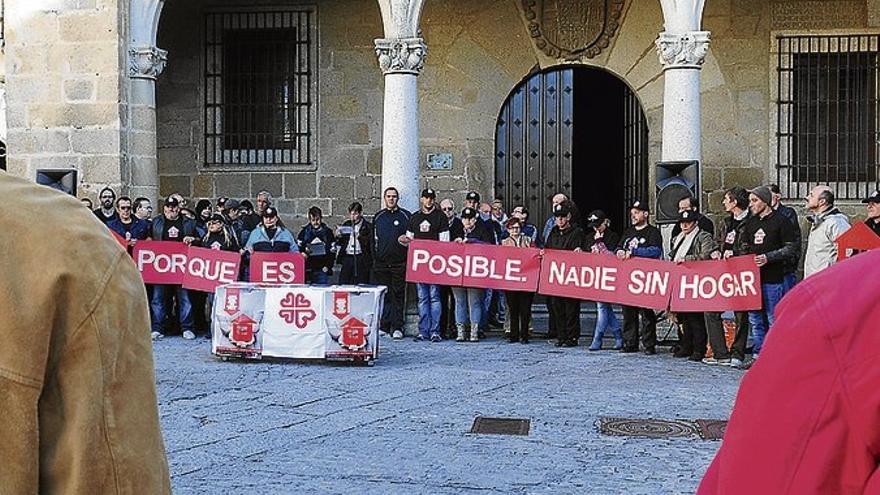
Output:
top-left (742, 211), bottom-right (799, 284)
top-left (775, 203), bottom-right (802, 273)
top-left (150, 215), bottom-right (198, 242)
top-left (584, 229), bottom-right (620, 253)
top-left (336, 219), bottom-right (373, 265)
top-left (373, 207), bottom-right (411, 266)
top-left (720, 211), bottom-right (752, 257)
top-left (545, 225), bottom-right (586, 251)
top-left (456, 221), bottom-right (495, 244)
top-left (867, 218), bottom-right (880, 237)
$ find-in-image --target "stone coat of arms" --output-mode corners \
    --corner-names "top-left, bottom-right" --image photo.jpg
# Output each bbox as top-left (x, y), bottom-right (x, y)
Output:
top-left (522, 0), bottom-right (625, 60)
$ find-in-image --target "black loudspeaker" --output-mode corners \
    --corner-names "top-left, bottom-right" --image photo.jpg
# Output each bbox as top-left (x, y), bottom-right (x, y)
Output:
top-left (655, 160), bottom-right (699, 224)
top-left (36, 169), bottom-right (78, 196)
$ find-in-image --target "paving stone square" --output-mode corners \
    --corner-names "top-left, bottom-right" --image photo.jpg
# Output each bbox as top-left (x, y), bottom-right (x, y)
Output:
top-left (155, 329), bottom-right (743, 494)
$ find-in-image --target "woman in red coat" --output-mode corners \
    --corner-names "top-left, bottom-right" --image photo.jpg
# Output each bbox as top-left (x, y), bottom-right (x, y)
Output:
top-left (698, 249), bottom-right (880, 494)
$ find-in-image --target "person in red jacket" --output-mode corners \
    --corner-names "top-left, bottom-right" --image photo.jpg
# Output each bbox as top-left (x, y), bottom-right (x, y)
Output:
top-left (698, 248), bottom-right (880, 494)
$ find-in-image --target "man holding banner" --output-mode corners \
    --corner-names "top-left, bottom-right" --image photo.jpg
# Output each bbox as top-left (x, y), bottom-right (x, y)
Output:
top-left (669, 210), bottom-right (720, 362)
top-left (617, 200), bottom-right (663, 355)
top-left (743, 186), bottom-right (799, 360)
top-left (149, 196), bottom-right (199, 340)
top-left (399, 188), bottom-right (450, 342)
top-left (545, 202), bottom-right (587, 347)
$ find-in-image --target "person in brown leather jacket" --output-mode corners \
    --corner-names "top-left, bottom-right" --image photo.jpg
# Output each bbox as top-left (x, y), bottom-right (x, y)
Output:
top-left (0, 172), bottom-right (171, 494)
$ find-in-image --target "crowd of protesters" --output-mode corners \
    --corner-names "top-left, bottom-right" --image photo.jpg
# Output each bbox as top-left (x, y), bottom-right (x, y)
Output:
top-left (86, 183), bottom-right (880, 366)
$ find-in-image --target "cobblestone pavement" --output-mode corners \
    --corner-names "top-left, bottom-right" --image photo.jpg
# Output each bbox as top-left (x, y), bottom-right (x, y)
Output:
top-left (155, 326), bottom-right (744, 494)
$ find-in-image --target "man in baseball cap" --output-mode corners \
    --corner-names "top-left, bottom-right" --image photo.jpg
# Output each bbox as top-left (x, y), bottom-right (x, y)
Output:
top-left (863, 190), bottom-right (880, 237)
top-left (464, 191), bottom-right (481, 209)
top-left (617, 198), bottom-right (663, 355)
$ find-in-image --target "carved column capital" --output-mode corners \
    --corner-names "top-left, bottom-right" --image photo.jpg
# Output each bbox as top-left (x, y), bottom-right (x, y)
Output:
top-left (655, 31), bottom-right (711, 70)
top-left (374, 37), bottom-right (427, 75)
top-left (129, 45), bottom-right (168, 80)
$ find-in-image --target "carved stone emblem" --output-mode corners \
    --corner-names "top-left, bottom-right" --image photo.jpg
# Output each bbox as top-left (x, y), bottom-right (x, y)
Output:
top-left (375, 38), bottom-right (427, 75)
top-left (522, 0), bottom-right (625, 60)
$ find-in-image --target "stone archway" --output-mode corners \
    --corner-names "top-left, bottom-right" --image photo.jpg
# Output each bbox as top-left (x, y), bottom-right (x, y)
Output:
top-left (494, 65), bottom-right (648, 231)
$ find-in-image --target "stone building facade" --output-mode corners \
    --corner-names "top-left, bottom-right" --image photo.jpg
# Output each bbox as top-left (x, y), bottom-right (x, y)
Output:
top-left (3, 0), bottom-right (880, 228)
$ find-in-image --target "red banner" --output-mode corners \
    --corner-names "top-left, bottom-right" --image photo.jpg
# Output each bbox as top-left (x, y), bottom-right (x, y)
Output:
top-left (133, 241), bottom-right (189, 285)
top-left (182, 246), bottom-right (241, 293)
top-left (539, 250), bottom-right (674, 310)
top-left (406, 240), bottom-right (542, 291)
top-left (249, 252), bottom-right (307, 284)
top-left (670, 256), bottom-right (761, 312)
top-left (406, 240), bottom-right (763, 311)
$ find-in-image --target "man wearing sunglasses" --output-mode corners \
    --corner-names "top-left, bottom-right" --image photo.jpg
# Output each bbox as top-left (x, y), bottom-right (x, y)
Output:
top-left (107, 196), bottom-right (149, 249)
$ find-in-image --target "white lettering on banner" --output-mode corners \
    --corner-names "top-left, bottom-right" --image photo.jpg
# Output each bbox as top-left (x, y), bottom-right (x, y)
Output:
top-left (261, 261), bottom-right (299, 283)
top-left (547, 261), bottom-right (618, 291)
top-left (411, 249), bottom-right (527, 282)
top-left (187, 257), bottom-right (237, 283)
top-left (678, 271), bottom-right (757, 300)
top-left (137, 249), bottom-right (187, 274)
top-left (628, 270), bottom-right (669, 295)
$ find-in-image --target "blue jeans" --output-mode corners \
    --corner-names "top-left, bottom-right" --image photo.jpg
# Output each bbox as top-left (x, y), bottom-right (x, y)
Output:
top-left (451, 287), bottom-right (485, 327)
top-left (747, 283), bottom-right (785, 355)
top-left (416, 283), bottom-right (441, 338)
top-left (782, 272), bottom-right (798, 295)
top-left (150, 285), bottom-right (193, 335)
top-left (309, 269), bottom-right (329, 285)
top-left (595, 302), bottom-right (622, 334)
top-left (480, 288), bottom-right (493, 330)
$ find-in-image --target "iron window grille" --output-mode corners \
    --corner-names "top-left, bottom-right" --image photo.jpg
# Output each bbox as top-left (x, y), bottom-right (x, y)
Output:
top-left (776, 34), bottom-right (880, 200)
top-left (204, 9), bottom-right (316, 167)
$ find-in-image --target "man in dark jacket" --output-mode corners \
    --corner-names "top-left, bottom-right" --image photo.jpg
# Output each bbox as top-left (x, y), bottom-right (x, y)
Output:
top-left (617, 199), bottom-right (663, 355)
top-left (336, 201), bottom-right (373, 285)
top-left (545, 202), bottom-right (587, 347)
top-left (297, 206), bottom-right (335, 284)
top-left (864, 190), bottom-right (880, 237)
top-left (743, 185), bottom-right (799, 360)
top-left (107, 196), bottom-right (150, 249)
top-left (399, 188), bottom-right (450, 342)
top-left (372, 187), bottom-right (411, 340)
top-left (149, 196), bottom-right (199, 341)
top-left (704, 187), bottom-right (752, 368)
top-left (769, 184), bottom-right (801, 293)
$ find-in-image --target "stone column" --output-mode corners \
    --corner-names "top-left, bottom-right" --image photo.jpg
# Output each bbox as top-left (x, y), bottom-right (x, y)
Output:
top-left (374, 37), bottom-right (426, 213)
top-left (127, 0), bottom-right (166, 204)
top-left (656, 0), bottom-right (709, 163)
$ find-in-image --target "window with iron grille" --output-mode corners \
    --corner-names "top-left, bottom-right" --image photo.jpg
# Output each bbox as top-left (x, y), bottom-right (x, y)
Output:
top-left (776, 35), bottom-right (880, 200)
top-left (204, 9), bottom-right (316, 167)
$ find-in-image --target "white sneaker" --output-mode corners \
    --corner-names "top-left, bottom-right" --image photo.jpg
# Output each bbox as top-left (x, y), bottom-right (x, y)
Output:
top-left (151, 331), bottom-right (164, 341)
top-left (182, 330), bottom-right (196, 340)
top-left (728, 358), bottom-right (744, 368)
top-left (702, 357), bottom-right (731, 366)
top-left (392, 330), bottom-right (404, 340)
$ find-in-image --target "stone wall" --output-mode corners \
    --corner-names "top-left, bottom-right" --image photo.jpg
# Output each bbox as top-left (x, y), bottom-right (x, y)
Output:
top-left (4, 0), bottom-right (128, 199)
top-left (150, 0), bottom-right (876, 228)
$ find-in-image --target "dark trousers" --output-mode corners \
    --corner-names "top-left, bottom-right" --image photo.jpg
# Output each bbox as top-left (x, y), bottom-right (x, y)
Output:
top-left (621, 305), bottom-right (657, 350)
top-left (339, 255), bottom-right (371, 285)
top-left (546, 297), bottom-right (558, 338)
top-left (439, 285), bottom-right (455, 339)
top-left (679, 312), bottom-right (708, 358)
top-left (372, 263), bottom-right (406, 332)
top-left (705, 312), bottom-right (728, 359)
top-left (550, 296), bottom-right (580, 343)
top-left (506, 291), bottom-right (535, 341)
top-left (731, 311), bottom-right (750, 361)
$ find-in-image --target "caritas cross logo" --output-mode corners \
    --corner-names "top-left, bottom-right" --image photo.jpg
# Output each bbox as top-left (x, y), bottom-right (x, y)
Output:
top-left (278, 293), bottom-right (317, 329)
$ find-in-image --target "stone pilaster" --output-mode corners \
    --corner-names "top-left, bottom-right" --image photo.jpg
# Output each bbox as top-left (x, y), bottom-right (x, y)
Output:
top-left (656, 30), bottom-right (711, 164)
top-left (375, 37), bottom-right (427, 212)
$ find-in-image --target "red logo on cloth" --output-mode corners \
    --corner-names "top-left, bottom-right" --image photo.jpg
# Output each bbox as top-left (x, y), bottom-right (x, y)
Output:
top-left (279, 293), bottom-right (317, 328)
top-left (230, 314), bottom-right (257, 345)
top-left (341, 317), bottom-right (368, 347)
top-left (223, 288), bottom-right (241, 316)
top-left (332, 292), bottom-right (350, 320)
